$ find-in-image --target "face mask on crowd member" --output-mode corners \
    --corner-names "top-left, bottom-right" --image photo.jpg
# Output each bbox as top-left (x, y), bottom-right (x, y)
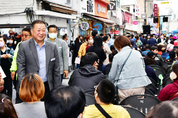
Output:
top-left (49, 33), bottom-right (57, 39)
top-left (161, 35), bottom-right (164, 39)
top-left (0, 37), bottom-right (5, 48)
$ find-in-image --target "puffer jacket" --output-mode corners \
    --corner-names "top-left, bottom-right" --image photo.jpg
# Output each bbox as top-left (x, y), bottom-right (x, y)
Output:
top-left (68, 65), bottom-right (105, 95)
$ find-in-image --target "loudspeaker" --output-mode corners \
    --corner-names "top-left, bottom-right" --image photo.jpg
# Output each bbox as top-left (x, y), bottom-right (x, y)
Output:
top-left (143, 25), bottom-right (150, 34)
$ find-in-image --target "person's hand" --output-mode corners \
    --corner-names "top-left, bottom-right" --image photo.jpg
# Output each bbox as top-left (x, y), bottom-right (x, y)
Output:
top-left (1, 54), bottom-right (6, 58)
top-left (11, 72), bottom-right (15, 80)
top-left (6, 54), bottom-right (11, 58)
top-left (63, 70), bottom-right (68, 78)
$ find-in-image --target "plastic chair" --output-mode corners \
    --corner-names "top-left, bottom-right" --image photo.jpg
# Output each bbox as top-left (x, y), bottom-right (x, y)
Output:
top-left (149, 64), bottom-right (165, 72)
top-left (149, 77), bottom-right (158, 87)
top-left (145, 88), bottom-right (155, 96)
top-left (163, 78), bottom-right (173, 88)
top-left (153, 67), bottom-right (165, 78)
top-left (146, 84), bottom-right (159, 94)
top-left (85, 93), bottom-right (96, 106)
top-left (122, 106), bottom-right (146, 118)
top-left (120, 94), bottom-right (161, 114)
top-left (172, 97), bottom-right (178, 101)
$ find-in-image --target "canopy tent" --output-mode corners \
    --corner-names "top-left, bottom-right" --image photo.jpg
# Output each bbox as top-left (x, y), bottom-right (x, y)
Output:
top-left (173, 29), bottom-right (178, 33)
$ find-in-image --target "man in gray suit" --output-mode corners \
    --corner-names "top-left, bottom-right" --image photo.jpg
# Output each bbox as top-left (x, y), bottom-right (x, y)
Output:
top-left (17, 20), bottom-right (61, 102)
top-left (47, 25), bottom-right (68, 82)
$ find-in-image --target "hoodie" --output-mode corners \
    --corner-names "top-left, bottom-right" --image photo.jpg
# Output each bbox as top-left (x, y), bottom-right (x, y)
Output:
top-left (68, 65), bottom-right (105, 95)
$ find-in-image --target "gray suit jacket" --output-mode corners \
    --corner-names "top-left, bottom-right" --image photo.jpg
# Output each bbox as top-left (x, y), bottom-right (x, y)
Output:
top-left (17, 38), bottom-right (61, 92)
top-left (47, 38), bottom-right (68, 74)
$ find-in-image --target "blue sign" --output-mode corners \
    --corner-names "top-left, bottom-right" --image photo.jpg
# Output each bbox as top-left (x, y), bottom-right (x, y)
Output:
top-left (93, 23), bottom-right (102, 31)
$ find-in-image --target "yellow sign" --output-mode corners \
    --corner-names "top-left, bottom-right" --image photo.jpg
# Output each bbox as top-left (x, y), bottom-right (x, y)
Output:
top-left (161, 2), bottom-right (169, 4)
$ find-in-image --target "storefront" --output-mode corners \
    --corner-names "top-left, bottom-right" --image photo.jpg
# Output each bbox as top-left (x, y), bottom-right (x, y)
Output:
top-left (79, 0), bottom-right (114, 36)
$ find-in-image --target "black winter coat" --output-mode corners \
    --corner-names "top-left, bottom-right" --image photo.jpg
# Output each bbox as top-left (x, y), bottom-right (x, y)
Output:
top-left (68, 65), bottom-right (105, 95)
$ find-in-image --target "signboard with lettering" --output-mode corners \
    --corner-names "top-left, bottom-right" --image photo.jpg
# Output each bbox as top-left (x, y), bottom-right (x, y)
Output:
top-left (124, 12), bottom-right (132, 24)
top-left (154, 4), bottom-right (158, 17)
top-left (95, 0), bottom-right (108, 18)
top-left (107, 1), bottom-right (116, 10)
top-left (80, 22), bottom-right (90, 31)
top-left (135, 5), bottom-right (140, 16)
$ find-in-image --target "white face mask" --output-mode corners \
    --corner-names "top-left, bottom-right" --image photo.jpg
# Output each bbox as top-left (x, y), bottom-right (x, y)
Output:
top-left (8, 40), bottom-right (13, 44)
top-left (49, 33), bottom-right (57, 39)
top-left (170, 72), bottom-right (177, 81)
top-left (88, 39), bottom-right (94, 44)
top-left (161, 36), bottom-right (164, 39)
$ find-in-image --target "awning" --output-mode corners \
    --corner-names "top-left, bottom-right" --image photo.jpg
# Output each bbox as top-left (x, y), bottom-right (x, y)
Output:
top-left (82, 13), bottom-right (115, 25)
top-left (43, 1), bottom-right (77, 15)
top-left (36, 10), bottom-right (76, 19)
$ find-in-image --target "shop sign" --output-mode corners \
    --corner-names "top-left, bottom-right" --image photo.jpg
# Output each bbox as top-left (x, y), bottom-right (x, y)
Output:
top-left (124, 12), bottom-right (132, 24)
top-left (80, 21), bottom-right (90, 31)
top-left (95, 0), bottom-right (108, 18)
top-left (114, 30), bottom-right (119, 34)
top-left (110, 31), bottom-right (113, 34)
top-left (107, 1), bottom-right (116, 10)
top-left (93, 23), bottom-right (102, 31)
top-left (135, 5), bottom-right (140, 16)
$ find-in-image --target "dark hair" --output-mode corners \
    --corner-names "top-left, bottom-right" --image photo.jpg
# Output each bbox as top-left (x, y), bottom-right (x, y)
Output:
top-left (150, 34), bottom-right (154, 37)
top-left (82, 52), bottom-right (99, 65)
top-left (172, 63), bottom-right (178, 79)
top-left (48, 25), bottom-right (58, 31)
top-left (145, 52), bottom-right (157, 65)
top-left (44, 85), bottom-right (86, 118)
top-left (107, 34), bottom-right (111, 38)
top-left (96, 79), bottom-right (115, 104)
top-left (62, 34), bottom-right (67, 40)
top-left (92, 30), bottom-right (98, 38)
top-left (100, 33), bottom-right (104, 37)
top-left (22, 28), bottom-right (31, 35)
top-left (146, 101), bottom-right (178, 118)
top-left (114, 35), bottom-right (131, 50)
top-left (109, 51), bottom-right (117, 62)
top-left (31, 20), bottom-right (46, 29)
top-left (150, 46), bottom-right (158, 51)
top-left (0, 94), bottom-right (18, 118)
top-left (110, 45), bottom-right (115, 51)
top-left (0, 36), bottom-right (7, 44)
top-left (135, 36), bottom-right (139, 42)
top-left (103, 36), bottom-right (108, 42)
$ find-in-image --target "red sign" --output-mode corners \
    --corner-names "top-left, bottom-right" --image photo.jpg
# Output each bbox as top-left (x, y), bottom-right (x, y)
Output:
top-left (110, 31), bottom-right (113, 34)
top-left (114, 30), bottom-right (119, 34)
top-left (95, 0), bottom-right (109, 18)
top-left (124, 12), bottom-right (132, 24)
top-left (154, 4), bottom-right (158, 17)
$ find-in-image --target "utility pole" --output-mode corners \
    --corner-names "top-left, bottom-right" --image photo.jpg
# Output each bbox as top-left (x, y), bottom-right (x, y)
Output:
top-left (144, 0), bottom-right (146, 25)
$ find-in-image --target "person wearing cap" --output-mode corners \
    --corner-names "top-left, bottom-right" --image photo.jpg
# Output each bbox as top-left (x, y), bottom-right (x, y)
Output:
top-left (83, 79), bottom-right (130, 118)
top-left (158, 63), bottom-right (178, 101)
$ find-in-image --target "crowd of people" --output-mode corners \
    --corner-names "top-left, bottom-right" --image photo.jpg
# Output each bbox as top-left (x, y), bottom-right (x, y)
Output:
top-left (0, 19), bottom-right (178, 118)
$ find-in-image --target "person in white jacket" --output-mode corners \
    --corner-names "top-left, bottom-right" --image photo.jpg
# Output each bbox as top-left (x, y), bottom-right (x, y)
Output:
top-left (103, 36), bottom-right (112, 65)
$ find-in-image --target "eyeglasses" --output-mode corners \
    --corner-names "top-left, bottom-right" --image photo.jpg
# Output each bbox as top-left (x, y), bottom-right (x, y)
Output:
top-left (21, 35), bottom-right (30, 38)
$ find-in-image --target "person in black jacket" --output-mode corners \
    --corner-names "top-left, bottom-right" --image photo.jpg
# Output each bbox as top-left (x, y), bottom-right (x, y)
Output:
top-left (87, 36), bottom-right (106, 71)
top-left (68, 52), bottom-right (105, 95)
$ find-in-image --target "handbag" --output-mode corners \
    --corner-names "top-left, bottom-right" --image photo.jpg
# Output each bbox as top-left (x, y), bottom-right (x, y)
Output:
top-left (95, 104), bottom-right (112, 118)
top-left (74, 57), bottom-right (81, 64)
top-left (112, 49), bottom-right (132, 104)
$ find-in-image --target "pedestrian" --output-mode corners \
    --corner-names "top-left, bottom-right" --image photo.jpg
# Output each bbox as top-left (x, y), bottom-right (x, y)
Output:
top-left (17, 20), bottom-right (61, 103)
top-left (0, 36), bottom-right (14, 98)
top-left (14, 73), bottom-right (47, 118)
top-left (87, 36), bottom-right (106, 71)
top-left (108, 35), bottom-right (151, 101)
top-left (103, 35), bottom-right (112, 65)
top-left (10, 28), bottom-right (32, 95)
top-left (47, 25), bottom-right (68, 82)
